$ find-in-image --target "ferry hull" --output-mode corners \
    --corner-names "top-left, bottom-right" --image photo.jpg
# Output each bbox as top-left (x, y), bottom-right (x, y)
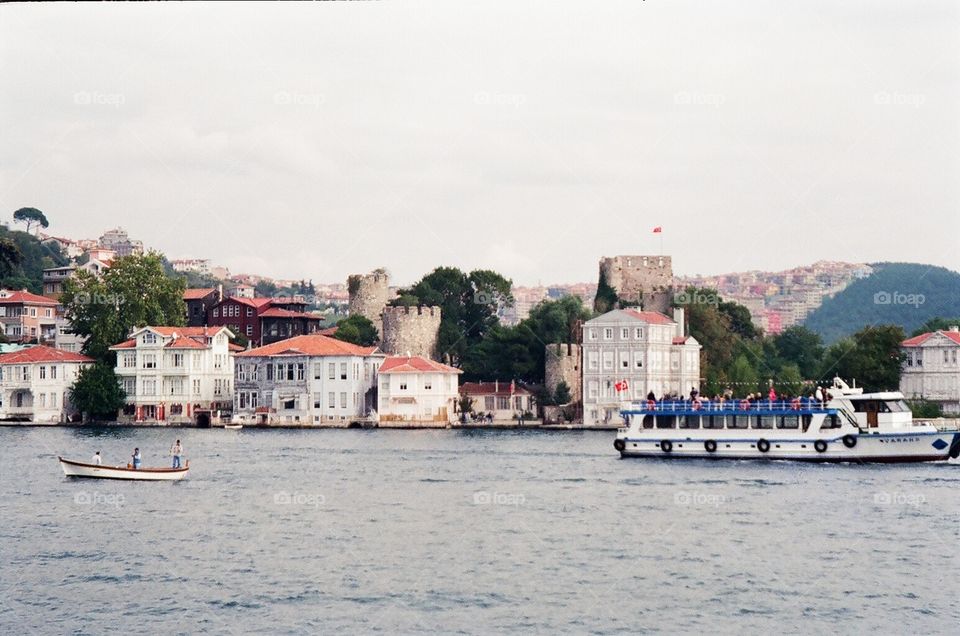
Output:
top-left (616, 432), bottom-right (960, 464)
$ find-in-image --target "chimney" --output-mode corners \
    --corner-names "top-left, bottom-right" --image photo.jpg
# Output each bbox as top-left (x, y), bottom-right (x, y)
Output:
top-left (673, 307), bottom-right (685, 339)
top-left (495, 380), bottom-right (499, 393)
top-left (950, 326), bottom-right (959, 333)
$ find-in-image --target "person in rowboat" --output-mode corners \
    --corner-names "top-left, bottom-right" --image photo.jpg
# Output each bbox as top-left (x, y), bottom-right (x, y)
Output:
top-left (171, 440), bottom-right (183, 469)
top-left (92, 451), bottom-right (102, 465)
top-left (132, 448), bottom-right (141, 470)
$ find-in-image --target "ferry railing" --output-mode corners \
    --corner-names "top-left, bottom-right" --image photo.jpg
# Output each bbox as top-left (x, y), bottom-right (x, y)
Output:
top-left (623, 399), bottom-right (834, 413)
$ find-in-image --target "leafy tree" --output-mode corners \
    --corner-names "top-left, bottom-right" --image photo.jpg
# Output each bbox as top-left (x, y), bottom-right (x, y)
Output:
top-left (718, 299), bottom-right (759, 340)
top-left (774, 326), bottom-right (824, 379)
top-left (819, 325), bottom-right (905, 391)
top-left (391, 266), bottom-right (513, 365)
top-left (728, 354), bottom-right (760, 393)
top-left (69, 363), bottom-right (126, 421)
top-left (554, 380), bottom-right (573, 405)
top-left (61, 252), bottom-right (186, 361)
top-left (593, 268), bottom-right (619, 314)
top-left (255, 280), bottom-right (280, 297)
top-left (0, 225), bottom-right (68, 292)
top-left (334, 314), bottom-right (380, 347)
top-left (12, 207), bottom-right (49, 235)
top-left (906, 398), bottom-right (942, 419)
top-left (0, 238), bottom-right (22, 276)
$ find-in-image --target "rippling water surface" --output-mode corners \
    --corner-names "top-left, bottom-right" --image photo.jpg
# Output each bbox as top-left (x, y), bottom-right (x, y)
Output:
top-left (1, 426), bottom-right (958, 634)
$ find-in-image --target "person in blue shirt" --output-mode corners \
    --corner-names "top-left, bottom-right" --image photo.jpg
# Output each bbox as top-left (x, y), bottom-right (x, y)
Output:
top-left (132, 448), bottom-right (142, 470)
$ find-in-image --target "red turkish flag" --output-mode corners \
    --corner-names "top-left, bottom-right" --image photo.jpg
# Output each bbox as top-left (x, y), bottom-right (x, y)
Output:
top-left (652, 226), bottom-right (662, 233)
top-left (615, 379), bottom-right (629, 392)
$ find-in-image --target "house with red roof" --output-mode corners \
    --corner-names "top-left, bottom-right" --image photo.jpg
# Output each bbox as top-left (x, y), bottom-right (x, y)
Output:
top-left (0, 289), bottom-right (59, 344)
top-left (378, 356), bottom-right (462, 425)
top-left (183, 287), bottom-right (221, 327)
top-left (0, 345), bottom-right (93, 422)
top-left (901, 325), bottom-right (960, 414)
top-left (110, 326), bottom-right (238, 425)
top-left (459, 380), bottom-right (536, 422)
top-left (582, 308), bottom-right (701, 426)
top-left (232, 334), bottom-right (384, 426)
top-left (207, 295), bottom-right (320, 347)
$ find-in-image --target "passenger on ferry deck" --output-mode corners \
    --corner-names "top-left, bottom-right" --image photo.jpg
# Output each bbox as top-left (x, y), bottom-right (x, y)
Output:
top-left (815, 386), bottom-right (824, 405)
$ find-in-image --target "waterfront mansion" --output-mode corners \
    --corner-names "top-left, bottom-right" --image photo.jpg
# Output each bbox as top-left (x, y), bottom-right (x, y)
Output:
top-left (111, 326), bottom-right (239, 426)
top-left (232, 334), bottom-right (384, 426)
top-left (900, 326), bottom-right (960, 414)
top-left (582, 308), bottom-right (701, 426)
top-left (0, 345), bottom-right (92, 423)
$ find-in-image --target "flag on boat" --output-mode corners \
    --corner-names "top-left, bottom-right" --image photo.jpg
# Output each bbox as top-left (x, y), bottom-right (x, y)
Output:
top-left (652, 226), bottom-right (662, 233)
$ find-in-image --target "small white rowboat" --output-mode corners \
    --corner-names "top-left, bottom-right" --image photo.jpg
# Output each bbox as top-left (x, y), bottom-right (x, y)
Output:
top-left (59, 456), bottom-right (189, 481)
top-left (224, 424), bottom-right (243, 430)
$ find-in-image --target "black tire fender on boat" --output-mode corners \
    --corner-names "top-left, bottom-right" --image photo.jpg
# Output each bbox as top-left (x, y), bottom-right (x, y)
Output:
top-left (660, 440), bottom-right (673, 453)
top-left (704, 439), bottom-right (718, 453)
top-left (757, 438), bottom-right (770, 453)
top-left (842, 434), bottom-right (857, 448)
top-left (613, 438), bottom-right (626, 452)
top-left (814, 439), bottom-right (828, 453)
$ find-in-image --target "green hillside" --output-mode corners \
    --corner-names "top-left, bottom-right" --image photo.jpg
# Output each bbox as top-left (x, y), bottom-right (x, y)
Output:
top-left (804, 262), bottom-right (960, 343)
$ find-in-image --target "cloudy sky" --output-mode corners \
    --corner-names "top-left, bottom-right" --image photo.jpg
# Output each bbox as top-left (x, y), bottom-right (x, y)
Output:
top-left (1, 1), bottom-right (957, 286)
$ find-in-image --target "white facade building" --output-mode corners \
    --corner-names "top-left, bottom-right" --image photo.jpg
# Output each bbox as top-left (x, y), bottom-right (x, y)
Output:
top-left (0, 345), bottom-right (92, 423)
top-left (233, 334), bottom-right (384, 426)
top-left (111, 326), bottom-right (237, 425)
top-left (900, 327), bottom-right (960, 414)
top-left (378, 356), bottom-right (461, 426)
top-left (582, 308), bottom-right (701, 426)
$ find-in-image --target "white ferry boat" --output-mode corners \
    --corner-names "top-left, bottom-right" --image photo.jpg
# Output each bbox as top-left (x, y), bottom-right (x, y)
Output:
top-left (614, 378), bottom-right (960, 463)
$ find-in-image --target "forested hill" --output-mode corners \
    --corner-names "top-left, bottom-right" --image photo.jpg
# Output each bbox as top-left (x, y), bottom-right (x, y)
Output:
top-left (803, 262), bottom-right (960, 343)
top-left (0, 226), bottom-right (69, 293)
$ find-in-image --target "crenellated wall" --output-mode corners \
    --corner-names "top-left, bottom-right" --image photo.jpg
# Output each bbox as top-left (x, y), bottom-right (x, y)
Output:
top-left (381, 305), bottom-right (442, 360)
top-left (348, 269), bottom-right (390, 334)
top-left (599, 255), bottom-right (674, 313)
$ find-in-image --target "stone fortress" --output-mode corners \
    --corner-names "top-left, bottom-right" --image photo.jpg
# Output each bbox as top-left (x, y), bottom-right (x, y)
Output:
top-left (544, 342), bottom-right (581, 404)
top-left (598, 255), bottom-right (674, 314)
top-left (347, 268), bottom-right (442, 360)
top-left (347, 268), bottom-right (390, 335)
top-left (381, 305), bottom-right (442, 359)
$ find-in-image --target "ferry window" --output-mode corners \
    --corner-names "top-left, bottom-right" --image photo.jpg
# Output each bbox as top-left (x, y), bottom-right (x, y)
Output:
top-left (642, 415), bottom-right (654, 429)
top-left (678, 416), bottom-right (699, 429)
top-left (885, 400), bottom-right (910, 413)
top-left (823, 415), bottom-right (841, 429)
top-left (778, 415), bottom-right (799, 429)
top-left (656, 415), bottom-right (676, 429)
top-left (702, 416), bottom-right (723, 429)
top-left (728, 415), bottom-right (749, 429)
top-left (754, 416), bottom-right (775, 429)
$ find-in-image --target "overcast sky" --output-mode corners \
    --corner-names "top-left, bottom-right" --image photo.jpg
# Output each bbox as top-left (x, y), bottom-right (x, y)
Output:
top-left (1, 1), bottom-right (958, 286)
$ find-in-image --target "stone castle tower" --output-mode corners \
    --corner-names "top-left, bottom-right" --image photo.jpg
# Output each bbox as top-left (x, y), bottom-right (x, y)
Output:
top-left (347, 268), bottom-right (390, 335)
top-left (597, 255), bottom-right (674, 315)
top-left (381, 305), bottom-right (442, 359)
top-left (545, 343), bottom-right (582, 405)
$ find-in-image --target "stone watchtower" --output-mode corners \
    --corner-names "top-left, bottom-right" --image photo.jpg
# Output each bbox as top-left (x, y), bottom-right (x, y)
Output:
top-left (347, 268), bottom-right (390, 335)
top-left (544, 343), bottom-right (582, 405)
top-left (381, 305), bottom-right (442, 360)
top-left (598, 255), bottom-right (674, 314)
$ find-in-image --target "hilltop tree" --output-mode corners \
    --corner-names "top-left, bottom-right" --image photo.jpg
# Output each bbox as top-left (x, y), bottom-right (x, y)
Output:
top-left (13, 207), bottom-right (49, 235)
top-left (391, 266), bottom-right (513, 365)
top-left (334, 314), bottom-right (379, 347)
top-left (61, 252), bottom-right (186, 361)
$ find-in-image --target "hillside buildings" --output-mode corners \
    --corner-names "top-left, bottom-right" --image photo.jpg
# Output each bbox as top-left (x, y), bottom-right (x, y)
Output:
top-left (900, 326), bottom-right (960, 414)
top-left (378, 355), bottom-right (461, 425)
top-left (582, 308), bottom-right (701, 426)
top-left (232, 334), bottom-right (383, 426)
top-left (0, 345), bottom-right (92, 423)
top-left (98, 227), bottom-right (143, 257)
top-left (111, 326), bottom-right (238, 425)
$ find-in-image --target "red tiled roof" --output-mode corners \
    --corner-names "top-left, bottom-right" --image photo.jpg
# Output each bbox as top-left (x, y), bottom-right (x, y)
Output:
top-left (460, 381), bottom-right (532, 396)
top-left (673, 336), bottom-right (690, 344)
top-left (319, 326), bottom-right (338, 336)
top-left (380, 356), bottom-right (461, 374)
top-left (228, 343), bottom-right (245, 352)
top-left (222, 296), bottom-right (275, 308)
top-left (236, 334), bottom-right (378, 358)
top-left (902, 330), bottom-right (960, 346)
top-left (620, 309), bottom-right (675, 324)
top-left (0, 345), bottom-right (93, 364)
top-left (183, 288), bottom-right (217, 300)
top-left (109, 326), bottom-right (232, 350)
top-left (259, 307), bottom-right (322, 320)
top-left (0, 290), bottom-right (58, 305)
